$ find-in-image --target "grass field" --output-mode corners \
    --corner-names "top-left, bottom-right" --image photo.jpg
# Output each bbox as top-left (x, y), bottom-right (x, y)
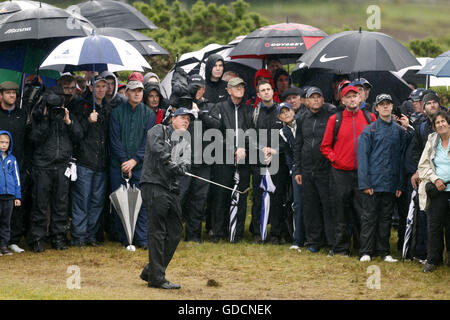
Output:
top-left (250, 0), bottom-right (450, 44)
top-left (0, 220), bottom-right (449, 300)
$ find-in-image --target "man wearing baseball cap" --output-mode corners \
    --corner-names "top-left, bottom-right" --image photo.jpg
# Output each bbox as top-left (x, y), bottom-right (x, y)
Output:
top-left (293, 86), bottom-right (337, 253)
top-left (357, 93), bottom-right (411, 263)
top-left (281, 87), bottom-right (307, 118)
top-left (139, 107), bottom-right (193, 289)
top-left (350, 79), bottom-right (371, 111)
top-left (209, 77), bottom-right (252, 243)
top-left (70, 74), bottom-right (111, 247)
top-left (320, 85), bottom-right (376, 257)
top-left (0, 81), bottom-right (29, 253)
top-left (109, 78), bottom-right (155, 249)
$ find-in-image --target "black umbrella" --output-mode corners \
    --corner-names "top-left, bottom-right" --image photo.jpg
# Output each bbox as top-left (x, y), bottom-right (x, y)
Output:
top-left (292, 67), bottom-right (412, 106)
top-left (96, 27), bottom-right (169, 57)
top-left (67, 0), bottom-right (157, 31)
top-left (0, 6), bottom-right (93, 42)
top-left (0, 0), bottom-right (56, 23)
top-left (229, 22), bottom-right (327, 63)
top-left (298, 29), bottom-right (420, 74)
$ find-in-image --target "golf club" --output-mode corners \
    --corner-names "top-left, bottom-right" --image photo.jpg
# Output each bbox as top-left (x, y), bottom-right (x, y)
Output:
top-left (185, 172), bottom-right (250, 194)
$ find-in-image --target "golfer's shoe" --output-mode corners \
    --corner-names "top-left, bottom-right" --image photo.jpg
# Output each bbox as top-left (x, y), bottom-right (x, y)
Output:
top-left (8, 244), bottom-right (24, 253)
top-left (140, 265), bottom-right (149, 282)
top-left (359, 255), bottom-right (371, 262)
top-left (289, 245), bottom-right (300, 250)
top-left (0, 247), bottom-right (12, 256)
top-left (383, 255), bottom-right (398, 263)
top-left (149, 281), bottom-right (181, 290)
top-left (423, 262), bottom-right (437, 273)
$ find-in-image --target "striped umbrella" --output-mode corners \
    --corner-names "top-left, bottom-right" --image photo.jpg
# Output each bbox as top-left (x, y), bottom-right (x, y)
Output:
top-left (260, 169), bottom-right (276, 242)
top-left (228, 169), bottom-right (240, 243)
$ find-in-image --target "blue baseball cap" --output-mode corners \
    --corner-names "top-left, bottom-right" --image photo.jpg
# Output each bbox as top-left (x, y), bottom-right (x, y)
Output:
top-left (172, 107), bottom-right (197, 120)
top-left (410, 88), bottom-right (425, 101)
top-left (276, 102), bottom-right (293, 116)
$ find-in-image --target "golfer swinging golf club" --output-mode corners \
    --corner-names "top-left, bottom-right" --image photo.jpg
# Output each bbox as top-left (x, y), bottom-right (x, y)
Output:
top-left (139, 107), bottom-right (195, 289)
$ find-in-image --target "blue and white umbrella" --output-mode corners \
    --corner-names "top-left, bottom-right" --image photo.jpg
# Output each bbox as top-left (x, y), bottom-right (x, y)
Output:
top-left (260, 169), bottom-right (276, 242)
top-left (39, 34), bottom-right (151, 73)
top-left (417, 50), bottom-right (450, 77)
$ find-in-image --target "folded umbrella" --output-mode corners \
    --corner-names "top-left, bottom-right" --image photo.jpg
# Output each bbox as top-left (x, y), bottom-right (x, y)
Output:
top-left (109, 176), bottom-right (142, 251)
top-left (402, 190), bottom-right (418, 261)
top-left (229, 169), bottom-right (240, 243)
top-left (259, 169), bottom-right (276, 242)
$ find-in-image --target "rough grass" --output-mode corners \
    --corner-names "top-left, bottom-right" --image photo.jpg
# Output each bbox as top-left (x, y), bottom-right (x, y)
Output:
top-left (1, 219), bottom-right (449, 300)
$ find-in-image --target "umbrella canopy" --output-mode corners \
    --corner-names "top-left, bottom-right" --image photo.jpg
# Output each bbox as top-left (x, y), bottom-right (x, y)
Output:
top-left (160, 43), bottom-right (231, 98)
top-left (417, 50), bottom-right (450, 77)
top-left (298, 30), bottom-right (420, 74)
top-left (291, 66), bottom-right (412, 106)
top-left (0, 0), bottom-right (56, 23)
top-left (109, 178), bottom-right (142, 250)
top-left (67, 0), bottom-right (157, 31)
top-left (0, 6), bottom-right (94, 42)
top-left (40, 34), bottom-right (151, 73)
top-left (230, 22), bottom-right (326, 63)
top-left (259, 169), bottom-right (276, 242)
top-left (95, 27), bottom-right (169, 57)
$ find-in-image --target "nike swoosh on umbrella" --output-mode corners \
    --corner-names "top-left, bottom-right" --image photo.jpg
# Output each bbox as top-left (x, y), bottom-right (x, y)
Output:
top-left (298, 29), bottom-right (420, 74)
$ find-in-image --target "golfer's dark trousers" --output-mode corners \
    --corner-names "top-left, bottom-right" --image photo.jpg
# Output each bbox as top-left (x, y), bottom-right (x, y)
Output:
top-left (251, 165), bottom-right (289, 240)
top-left (331, 168), bottom-right (364, 255)
top-left (28, 166), bottom-right (70, 244)
top-left (212, 164), bottom-right (250, 240)
top-left (141, 183), bottom-right (183, 286)
top-left (179, 165), bottom-right (210, 241)
top-left (9, 169), bottom-right (32, 245)
top-left (0, 199), bottom-right (14, 248)
top-left (302, 172), bottom-right (336, 250)
top-left (426, 191), bottom-right (450, 265)
top-left (359, 192), bottom-right (396, 257)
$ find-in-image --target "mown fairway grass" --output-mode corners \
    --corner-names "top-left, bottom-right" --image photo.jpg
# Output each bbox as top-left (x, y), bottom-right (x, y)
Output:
top-left (0, 220), bottom-right (449, 300)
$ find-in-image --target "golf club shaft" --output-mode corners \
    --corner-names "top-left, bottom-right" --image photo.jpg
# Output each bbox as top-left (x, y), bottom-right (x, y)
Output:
top-left (185, 172), bottom-right (248, 194)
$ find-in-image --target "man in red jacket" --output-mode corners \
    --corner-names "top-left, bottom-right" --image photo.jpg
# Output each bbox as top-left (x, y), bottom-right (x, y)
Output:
top-left (320, 85), bottom-right (376, 256)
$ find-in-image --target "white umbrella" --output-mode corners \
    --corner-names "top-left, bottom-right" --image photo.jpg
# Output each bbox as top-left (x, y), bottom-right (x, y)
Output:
top-left (40, 34), bottom-right (150, 73)
top-left (40, 33), bottom-right (150, 111)
top-left (259, 169), bottom-right (276, 242)
top-left (109, 177), bottom-right (142, 251)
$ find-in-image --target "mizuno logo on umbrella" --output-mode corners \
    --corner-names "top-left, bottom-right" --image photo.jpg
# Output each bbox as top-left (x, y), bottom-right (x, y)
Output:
top-left (4, 27), bottom-right (31, 34)
top-left (62, 49), bottom-right (70, 54)
top-left (319, 54), bottom-right (348, 63)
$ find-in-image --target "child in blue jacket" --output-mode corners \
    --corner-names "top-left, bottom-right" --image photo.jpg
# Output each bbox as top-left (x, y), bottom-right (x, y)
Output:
top-left (0, 130), bottom-right (21, 256)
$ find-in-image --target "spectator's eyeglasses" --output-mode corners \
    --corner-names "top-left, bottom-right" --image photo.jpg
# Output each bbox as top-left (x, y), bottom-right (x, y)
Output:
top-left (63, 86), bottom-right (76, 91)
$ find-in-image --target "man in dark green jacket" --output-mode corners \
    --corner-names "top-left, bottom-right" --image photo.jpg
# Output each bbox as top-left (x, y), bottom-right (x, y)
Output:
top-left (110, 80), bottom-right (156, 248)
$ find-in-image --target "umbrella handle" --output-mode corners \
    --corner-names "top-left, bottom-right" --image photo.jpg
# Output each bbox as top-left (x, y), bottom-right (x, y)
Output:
top-left (121, 172), bottom-right (131, 186)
